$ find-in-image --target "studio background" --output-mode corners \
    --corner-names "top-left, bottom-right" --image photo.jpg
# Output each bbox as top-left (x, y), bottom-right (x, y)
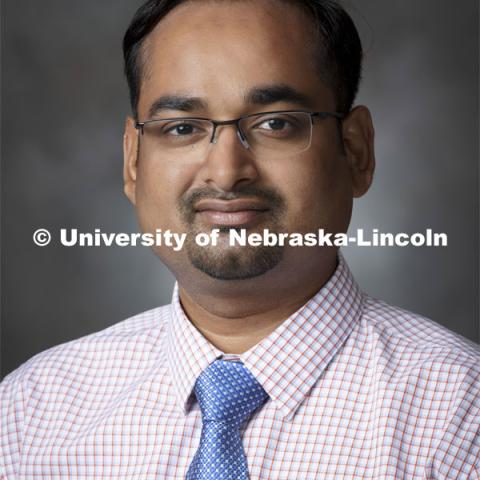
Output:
top-left (2, 0), bottom-right (479, 377)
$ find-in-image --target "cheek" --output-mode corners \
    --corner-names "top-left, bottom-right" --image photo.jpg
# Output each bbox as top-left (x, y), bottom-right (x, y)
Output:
top-left (272, 149), bottom-right (352, 232)
top-left (135, 157), bottom-right (197, 232)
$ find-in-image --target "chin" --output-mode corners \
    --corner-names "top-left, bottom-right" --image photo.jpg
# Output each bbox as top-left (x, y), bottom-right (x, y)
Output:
top-left (187, 244), bottom-right (284, 281)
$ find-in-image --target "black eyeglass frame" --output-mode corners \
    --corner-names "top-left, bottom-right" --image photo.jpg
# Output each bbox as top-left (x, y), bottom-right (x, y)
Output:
top-left (135, 110), bottom-right (345, 149)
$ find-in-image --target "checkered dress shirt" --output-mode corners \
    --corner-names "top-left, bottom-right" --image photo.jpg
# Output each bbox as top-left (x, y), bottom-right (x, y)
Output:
top-left (1, 254), bottom-right (479, 479)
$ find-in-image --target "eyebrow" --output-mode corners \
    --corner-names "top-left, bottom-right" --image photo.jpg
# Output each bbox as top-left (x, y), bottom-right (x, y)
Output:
top-left (245, 84), bottom-right (313, 107)
top-left (147, 84), bottom-right (313, 118)
top-left (148, 96), bottom-right (208, 118)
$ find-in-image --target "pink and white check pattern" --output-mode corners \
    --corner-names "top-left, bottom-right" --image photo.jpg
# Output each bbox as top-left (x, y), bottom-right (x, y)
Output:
top-left (1, 254), bottom-right (479, 479)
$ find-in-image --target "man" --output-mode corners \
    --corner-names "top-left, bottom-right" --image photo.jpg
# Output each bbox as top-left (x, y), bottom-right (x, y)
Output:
top-left (1, 0), bottom-right (479, 478)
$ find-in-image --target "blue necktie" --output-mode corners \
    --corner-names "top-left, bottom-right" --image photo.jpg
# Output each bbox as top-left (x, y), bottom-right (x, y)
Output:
top-left (186, 359), bottom-right (269, 480)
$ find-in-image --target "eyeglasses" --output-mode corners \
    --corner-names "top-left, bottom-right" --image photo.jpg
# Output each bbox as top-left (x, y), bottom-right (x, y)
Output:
top-left (135, 110), bottom-right (344, 158)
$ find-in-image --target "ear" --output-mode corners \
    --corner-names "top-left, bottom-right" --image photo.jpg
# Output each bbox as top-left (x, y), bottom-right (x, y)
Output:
top-left (123, 116), bottom-right (139, 205)
top-left (341, 106), bottom-right (375, 198)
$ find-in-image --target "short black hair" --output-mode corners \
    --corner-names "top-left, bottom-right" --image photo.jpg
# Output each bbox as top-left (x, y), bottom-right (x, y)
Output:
top-left (123, 0), bottom-right (363, 118)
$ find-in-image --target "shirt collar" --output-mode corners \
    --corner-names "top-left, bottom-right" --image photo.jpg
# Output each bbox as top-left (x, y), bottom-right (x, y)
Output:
top-left (166, 252), bottom-right (363, 420)
top-left (166, 286), bottom-right (224, 415)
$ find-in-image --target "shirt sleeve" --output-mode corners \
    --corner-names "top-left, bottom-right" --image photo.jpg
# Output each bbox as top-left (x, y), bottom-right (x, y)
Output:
top-left (428, 364), bottom-right (480, 479)
top-left (0, 369), bottom-right (27, 479)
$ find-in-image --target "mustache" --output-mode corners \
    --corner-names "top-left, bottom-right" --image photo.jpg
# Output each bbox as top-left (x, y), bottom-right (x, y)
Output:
top-left (179, 186), bottom-right (286, 223)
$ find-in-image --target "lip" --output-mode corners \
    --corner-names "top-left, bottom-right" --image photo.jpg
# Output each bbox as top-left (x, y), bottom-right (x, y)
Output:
top-left (194, 198), bottom-right (269, 227)
top-left (194, 198), bottom-right (269, 212)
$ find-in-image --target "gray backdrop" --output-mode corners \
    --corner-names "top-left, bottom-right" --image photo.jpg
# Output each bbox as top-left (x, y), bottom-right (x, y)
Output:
top-left (2, 1), bottom-right (479, 378)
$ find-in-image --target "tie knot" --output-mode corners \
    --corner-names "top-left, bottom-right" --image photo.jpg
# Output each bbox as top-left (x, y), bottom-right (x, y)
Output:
top-left (194, 360), bottom-right (268, 427)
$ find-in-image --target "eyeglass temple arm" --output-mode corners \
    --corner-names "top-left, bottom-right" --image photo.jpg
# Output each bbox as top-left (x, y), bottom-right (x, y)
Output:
top-left (135, 122), bottom-right (145, 134)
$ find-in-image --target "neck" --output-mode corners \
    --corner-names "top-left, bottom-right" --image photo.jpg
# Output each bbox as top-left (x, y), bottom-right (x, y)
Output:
top-left (178, 251), bottom-right (338, 354)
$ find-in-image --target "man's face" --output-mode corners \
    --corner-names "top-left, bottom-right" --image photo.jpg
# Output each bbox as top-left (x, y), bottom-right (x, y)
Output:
top-left (124, 0), bottom-right (373, 286)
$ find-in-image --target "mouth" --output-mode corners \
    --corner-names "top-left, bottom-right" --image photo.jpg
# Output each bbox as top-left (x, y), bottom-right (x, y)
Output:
top-left (194, 198), bottom-right (270, 227)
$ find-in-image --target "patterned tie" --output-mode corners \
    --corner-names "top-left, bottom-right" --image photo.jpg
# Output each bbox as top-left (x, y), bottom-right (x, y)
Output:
top-left (186, 359), bottom-right (269, 480)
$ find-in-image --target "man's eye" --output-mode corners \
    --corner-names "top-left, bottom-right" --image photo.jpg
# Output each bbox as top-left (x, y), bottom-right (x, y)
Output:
top-left (257, 118), bottom-right (290, 131)
top-left (165, 123), bottom-right (197, 136)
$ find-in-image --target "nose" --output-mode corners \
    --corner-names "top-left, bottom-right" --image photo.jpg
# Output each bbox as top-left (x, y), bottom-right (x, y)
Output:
top-left (199, 124), bottom-right (260, 192)
top-left (210, 122), bottom-right (250, 150)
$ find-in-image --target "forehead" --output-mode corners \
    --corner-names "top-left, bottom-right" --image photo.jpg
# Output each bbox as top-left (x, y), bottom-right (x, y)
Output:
top-left (147, 0), bottom-right (313, 46)
top-left (137, 0), bottom-right (333, 116)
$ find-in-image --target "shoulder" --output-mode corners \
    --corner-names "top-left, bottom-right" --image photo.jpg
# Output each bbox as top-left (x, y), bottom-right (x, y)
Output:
top-left (361, 294), bottom-right (480, 363)
top-left (359, 296), bottom-right (480, 475)
top-left (0, 304), bottom-right (173, 477)
top-left (1, 303), bottom-right (172, 391)
top-left (359, 294), bottom-right (480, 418)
